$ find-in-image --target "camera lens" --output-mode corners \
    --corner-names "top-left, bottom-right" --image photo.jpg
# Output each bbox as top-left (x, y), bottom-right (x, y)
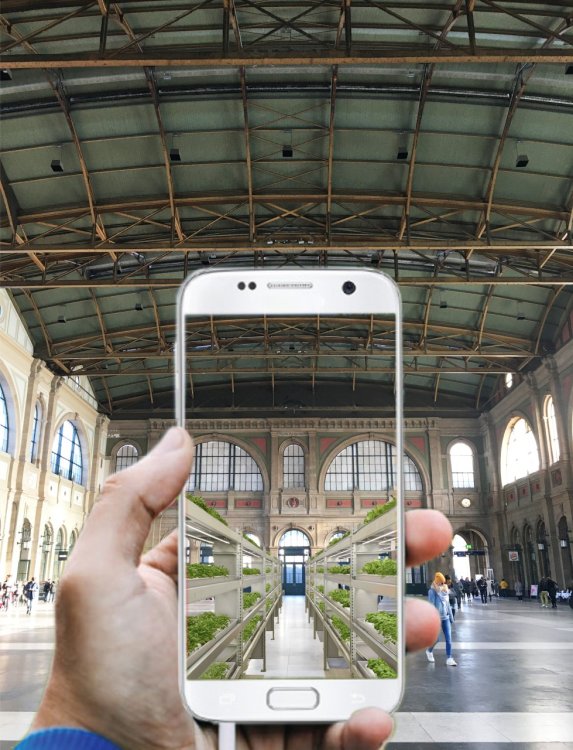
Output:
top-left (238, 282), bottom-right (246, 290)
top-left (342, 281), bottom-right (356, 295)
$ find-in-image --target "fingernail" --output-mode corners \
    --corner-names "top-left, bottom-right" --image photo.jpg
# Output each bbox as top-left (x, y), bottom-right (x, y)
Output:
top-left (154, 427), bottom-right (185, 454)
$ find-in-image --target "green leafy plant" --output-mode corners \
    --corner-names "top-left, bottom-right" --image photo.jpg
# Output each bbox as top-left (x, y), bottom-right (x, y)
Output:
top-left (266, 598), bottom-right (274, 612)
top-left (243, 567), bottom-right (261, 576)
top-left (331, 615), bottom-right (351, 642)
top-left (243, 534), bottom-right (261, 548)
top-left (365, 612), bottom-right (397, 644)
top-left (186, 563), bottom-right (229, 579)
top-left (186, 613), bottom-right (231, 653)
top-left (200, 662), bottom-right (231, 680)
top-left (363, 498), bottom-right (396, 525)
top-left (265, 583), bottom-right (271, 593)
top-left (360, 559), bottom-right (397, 576)
top-left (243, 592), bottom-right (261, 610)
top-left (187, 494), bottom-right (228, 526)
top-left (242, 615), bottom-right (262, 643)
top-left (328, 532), bottom-right (349, 547)
top-left (327, 565), bottom-right (351, 575)
top-left (316, 585), bottom-right (324, 593)
top-left (316, 566), bottom-right (325, 574)
top-left (265, 566), bottom-right (271, 573)
top-left (367, 658), bottom-right (397, 679)
top-left (328, 589), bottom-right (350, 608)
top-left (318, 601), bottom-right (325, 614)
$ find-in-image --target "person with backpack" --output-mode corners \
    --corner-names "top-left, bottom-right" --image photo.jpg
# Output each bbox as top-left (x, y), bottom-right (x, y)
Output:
top-left (24, 577), bottom-right (39, 615)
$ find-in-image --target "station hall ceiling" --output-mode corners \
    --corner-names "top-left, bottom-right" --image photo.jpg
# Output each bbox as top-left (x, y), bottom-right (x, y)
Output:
top-left (1, 1), bottom-right (573, 419)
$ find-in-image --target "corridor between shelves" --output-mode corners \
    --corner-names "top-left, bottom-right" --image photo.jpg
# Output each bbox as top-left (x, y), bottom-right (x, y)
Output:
top-left (245, 595), bottom-right (327, 678)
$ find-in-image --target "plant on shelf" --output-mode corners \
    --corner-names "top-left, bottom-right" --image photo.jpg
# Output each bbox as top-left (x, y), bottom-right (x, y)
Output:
top-left (363, 498), bottom-right (396, 525)
top-left (265, 583), bottom-right (271, 593)
top-left (327, 565), bottom-right (351, 575)
top-left (186, 563), bottom-right (229, 579)
top-left (243, 592), bottom-right (261, 610)
top-left (187, 494), bottom-right (228, 526)
top-left (367, 658), bottom-right (397, 679)
top-left (316, 585), bottom-right (324, 593)
top-left (328, 589), bottom-right (350, 608)
top-left (360, 559), bottom-right (397, 576)
top-left (200, 662), bottom-right (231, 680)
top-left (243, 567), bottom-right (261, 575)
top-left (265, 566), bottom-right (271, 573)
top-left (242, 615), bottom-right (262, 643)
top-left (265, 598), bottom-right (274, 612)
top-left (186, 613), bottom-right (231, 653)
top-left (316, 566), bottom-right (325, 573)
top-left (328, 532), bottom-right (349, 547)
top-left (317, 601), bottom-right (325, 614)
top-left (330, 615), bottom-right (351, 642)
top-left (243, 533), bottom-right (261, 548)
top-left (365, 612), bottom-right (397, 644)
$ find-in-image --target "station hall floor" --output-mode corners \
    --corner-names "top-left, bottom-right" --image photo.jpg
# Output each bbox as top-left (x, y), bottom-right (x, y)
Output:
top-left (1, 595), bottom-right (572, 749)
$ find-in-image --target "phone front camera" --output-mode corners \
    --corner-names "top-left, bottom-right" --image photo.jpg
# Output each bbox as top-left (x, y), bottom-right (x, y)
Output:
top-left (238, 282), bottom-right (246, 290)
top-left (342, 281), bottom-right (356, 295)
top-left (248, 281), bottom-right (257, 290)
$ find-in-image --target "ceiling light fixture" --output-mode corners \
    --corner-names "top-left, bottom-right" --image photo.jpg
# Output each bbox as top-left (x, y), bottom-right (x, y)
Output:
top-left (282, 128), bottom-right (293, 158)
top-left (514, 140), bottom-right (529, 169)
top-left (0, 69), bottom-right (12, 81)
top-left (51, 144), bottom-right (64, 173)
top-left (57, 305), bottom-right (67, 323)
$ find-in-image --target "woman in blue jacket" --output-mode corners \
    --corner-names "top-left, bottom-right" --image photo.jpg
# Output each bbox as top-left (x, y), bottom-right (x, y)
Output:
top-left (426, 571), bottom-right (457, 666)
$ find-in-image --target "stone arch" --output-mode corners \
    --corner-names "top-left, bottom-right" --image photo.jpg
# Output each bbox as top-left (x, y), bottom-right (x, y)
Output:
top-left (52, 525), bottom-right (68, 581)
top-left (452, 525), bottom-right (491, 575)
top-left (17, 518), bottom-right (33, 581)
top-left (557, 516), bottom-right (573, 587)
top-left (39, 522), bottom-right (54, 581)
top-left (273, 526), bottom-right (313, 548)
top-left (324, 527), bottom-right (351, 546)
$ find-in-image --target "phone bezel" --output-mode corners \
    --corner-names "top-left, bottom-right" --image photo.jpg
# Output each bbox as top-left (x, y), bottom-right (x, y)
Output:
top-left (176, 267), bottom-right (404, 723)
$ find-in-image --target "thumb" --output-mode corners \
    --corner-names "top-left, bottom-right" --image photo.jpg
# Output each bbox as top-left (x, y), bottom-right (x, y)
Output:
top-left (71, 428), bottom-right (194, 570)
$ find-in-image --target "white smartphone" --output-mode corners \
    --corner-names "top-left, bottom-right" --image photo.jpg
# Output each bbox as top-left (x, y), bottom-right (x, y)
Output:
top-left (176, 268), bottom-right (404, 724)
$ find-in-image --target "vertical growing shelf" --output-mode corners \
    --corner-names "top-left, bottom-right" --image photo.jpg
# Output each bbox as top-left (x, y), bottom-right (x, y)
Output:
top-left (185, 498), bottom-right (281, 680)
top-left (306, 506), bottom-right (398, 679)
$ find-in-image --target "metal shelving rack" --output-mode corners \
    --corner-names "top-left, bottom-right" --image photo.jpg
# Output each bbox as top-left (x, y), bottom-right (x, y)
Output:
top-left (306, 507), bottom-right (398, 679)
top-left (185, 498), bottom-right (282, 680)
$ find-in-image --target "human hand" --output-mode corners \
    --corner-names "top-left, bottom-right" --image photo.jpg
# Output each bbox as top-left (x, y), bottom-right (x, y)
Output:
top-left (30, 427), bottom-right (451, 750)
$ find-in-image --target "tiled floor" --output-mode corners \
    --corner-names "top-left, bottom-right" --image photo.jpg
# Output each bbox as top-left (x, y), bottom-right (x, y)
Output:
top-left (1, 595), bottom-right (573, 747)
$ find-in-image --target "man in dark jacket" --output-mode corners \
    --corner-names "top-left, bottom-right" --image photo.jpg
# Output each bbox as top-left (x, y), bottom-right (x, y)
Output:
top-left (538, 577), bottom-right (550, 607)
top-left (477, 576), bottom-right (487, 604)
top-left (546, 577), bottom-right (558, 609)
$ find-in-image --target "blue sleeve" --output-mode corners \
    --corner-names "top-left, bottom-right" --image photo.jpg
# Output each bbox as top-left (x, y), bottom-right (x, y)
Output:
top-left (16, 728), bottom-right (122, 750)
top-left (427, 587), bottom-right (436, 608)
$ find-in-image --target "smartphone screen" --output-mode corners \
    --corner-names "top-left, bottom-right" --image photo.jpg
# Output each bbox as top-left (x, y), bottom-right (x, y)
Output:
top-left (177, 268), bottom-right (403, 721)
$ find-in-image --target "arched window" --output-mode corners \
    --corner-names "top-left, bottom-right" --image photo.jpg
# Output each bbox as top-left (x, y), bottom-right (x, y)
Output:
top-left (0, 383), bottom-right (9, 453)
top-left (327, 529), bottom-right (349, 545)
top-left (544, 396), bottom-right (560, 464)
top-left (51, 420), bottom-right (83, 484)
top-left (115, 443), bottom-right (140, 472)
top-left (187, 440), bottom-right (263, 492)
top-left (30, 402), bottom-right (41, 462)
top-left (283, 443), bottom-right (305, 488)
top-left (324, 440), bottom-right (422, 492)
top-left (244, 531), bottom-right (261, 547)
top-left (502, 417), bottom-right (540, 485)
top-left (449, 441), bottom-right (475, 489)
top-left (279, 529), bottom-right (311, 547)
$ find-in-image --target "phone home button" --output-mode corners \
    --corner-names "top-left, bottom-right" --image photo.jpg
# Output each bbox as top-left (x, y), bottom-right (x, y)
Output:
top-left (267, 688), bottom-right (319, 711)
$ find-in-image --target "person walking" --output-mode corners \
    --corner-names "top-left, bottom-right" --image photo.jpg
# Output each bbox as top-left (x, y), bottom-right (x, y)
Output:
top-left (426, 572), bottom-right (457, 666)
top-left (477, 576), bottom-right (488, 603)
top-left (515, 580), bottom-right (524, 601)
top-left (24, 577), bottom-right (39, 615)
top-left (48, 580), bottom-right (56, 603)
top-left (486, 578), bottom-right (494, 602)
top-left (499, 578), bottom-right (509, 597)
top-left (453, 577), bottom-right (463, 610)
top-left (546, 577), bottom-right (558, 609)
top-left (462, 577), bottom-right (472, 603)
top-left (42, 580), bottom-right (51, 603)
top-left (445, 576), bottom-right (457, 620)
top-left (538, 577), bottom-right (550, 608)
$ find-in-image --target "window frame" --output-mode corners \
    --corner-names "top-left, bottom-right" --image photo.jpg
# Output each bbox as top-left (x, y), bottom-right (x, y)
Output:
top-left (501, 416), bottom-right (540, 485)
top-left (282, 442), bottom-right (305, 489)
top-left (51, 420), bottom-right (84, 484)
top-left (187, 440), bottom-right (263, 493)
top-left (114, 442), bottom-right (140, 472)
top-left (324, 439), bottom-right (423, 493)
top-left (30, 401), bottom-right (41, 462)
top-left (0, 382), bottom-right (9, 454)
top-left (448, 440), bottom-right (476, 490)
top-left (543, 395), bottom-right (560, 465)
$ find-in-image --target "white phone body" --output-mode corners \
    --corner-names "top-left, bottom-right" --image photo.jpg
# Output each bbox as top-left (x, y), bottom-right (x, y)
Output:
top-left (176, 267), bottom-right (404, 724)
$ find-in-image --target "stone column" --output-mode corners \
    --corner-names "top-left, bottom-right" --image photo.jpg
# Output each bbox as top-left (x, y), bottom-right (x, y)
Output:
top-left (425, 419), bottom-right (444, 511)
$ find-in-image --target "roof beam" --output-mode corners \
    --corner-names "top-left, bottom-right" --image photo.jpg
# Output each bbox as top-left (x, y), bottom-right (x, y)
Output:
top-left (326, 67), bottom-right (338, 242)
top-left (0, 163), bottom-right (45, 272)
top-left (4, 49), bottom-right (573, 68)
top-left (239, 68), bottom-right (255, 242)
